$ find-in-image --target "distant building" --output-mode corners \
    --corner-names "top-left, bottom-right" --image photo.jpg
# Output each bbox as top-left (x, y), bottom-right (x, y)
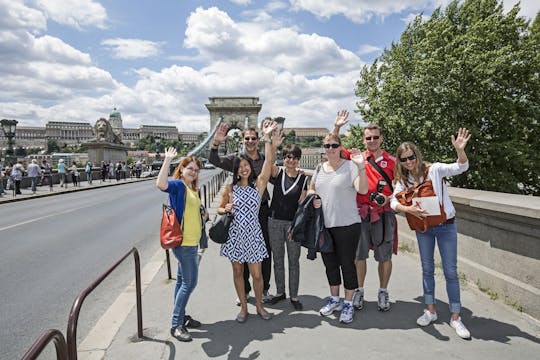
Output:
top-left (299, 147), bottom-right (325, 169)
top-left (284, 127), bottom-right (329, 141)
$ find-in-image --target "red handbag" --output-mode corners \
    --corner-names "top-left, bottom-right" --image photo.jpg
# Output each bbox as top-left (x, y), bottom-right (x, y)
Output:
top-left (395, 168), bottom-right (446, 233)
top-left (160, 204), bottom-right (183, 249)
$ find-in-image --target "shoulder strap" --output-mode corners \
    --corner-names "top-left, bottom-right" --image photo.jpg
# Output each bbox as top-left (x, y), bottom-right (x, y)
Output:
top-left (367, 156), bottom-right (393, 192)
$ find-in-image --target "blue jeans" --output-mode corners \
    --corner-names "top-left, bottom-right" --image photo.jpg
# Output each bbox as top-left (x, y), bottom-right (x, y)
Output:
top-left (415, 222), bottom-right (461, 314)
top-left (30, 176), bottom-right (37, 192)
top-left (171, 246), bottom-right (199, 329)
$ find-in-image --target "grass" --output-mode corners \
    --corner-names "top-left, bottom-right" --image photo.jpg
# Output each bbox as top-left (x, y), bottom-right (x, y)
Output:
top-left (398, 242), bottom-right (415, 253)
top-left (476, 280), bottom-right (500, 300)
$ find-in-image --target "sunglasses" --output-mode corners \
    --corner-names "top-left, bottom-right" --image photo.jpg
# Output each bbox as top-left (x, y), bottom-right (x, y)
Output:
top-left (365, 136), bottom-right (380, 141)
top-left (284, 155), bottom-right (299, 160)
top-left (244, 137), bottom-right (258, 141)
top-left (323, 143), bottom-right (340, 149)
top-left (399, 154), bottom-right (417, 162)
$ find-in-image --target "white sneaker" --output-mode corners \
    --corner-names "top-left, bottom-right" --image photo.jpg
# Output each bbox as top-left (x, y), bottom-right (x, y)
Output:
top-left (416, 309), bottom-right (438, 326)
top-left (377, 290), bottom-right (391, 312)
top-left (339, 302), bottom-right (354, 324)
top-left (319, 297), bottom-right (343, 316)
top-left (450, 317), bottom-right (471, 339)
top-left (352, 289), bottom-right (364, 310)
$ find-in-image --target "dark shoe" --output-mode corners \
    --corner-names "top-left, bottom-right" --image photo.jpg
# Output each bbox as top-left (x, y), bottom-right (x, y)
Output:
top-left (290, 299), bottom-right (303, 311)
top-left (184, 315), bottom-right (201, 328)
top-left (236, 312), bottom-right (248, 323)
top-left (270, 293), bottom-right (286, 305)
top-left (170, 326), bottom-right (192, 342)
top-left (257, 311), bottom-right (273, 320)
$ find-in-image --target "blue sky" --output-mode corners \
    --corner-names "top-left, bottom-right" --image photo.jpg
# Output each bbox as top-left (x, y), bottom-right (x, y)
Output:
top-left (0, 0), bottom-right (537, 132)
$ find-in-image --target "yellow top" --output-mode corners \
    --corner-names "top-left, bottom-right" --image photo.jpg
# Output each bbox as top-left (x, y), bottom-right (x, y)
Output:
top-left (182, 186), bottom-right (202, 246)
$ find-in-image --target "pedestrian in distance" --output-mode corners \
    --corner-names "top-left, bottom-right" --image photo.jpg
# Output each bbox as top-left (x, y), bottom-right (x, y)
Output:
top-left (267, 144), bottom-right (308, 310)
top-left (42, 160), bottom-right (53, 191)
top-left (156, 148), bottom-right (207, 342)
top-left (12, 161), bottom-right (25, 195)
top-left (101, 161), bottom-right (107, 183)
top-left (0, 159), bottom-right (6, 196)
top-left (210, 119), bottom-right (275, 305)
top-left (309, 130), bottom-right (369, 324)
top-left (70, 162), bottom-right (79, 187)
top-left (390, 128), bottom-right (472, 339)
top-left (57, 159), bottom-right (66, 187)
top-left (216, 121), bottom-right (282, 323)
top-left (27, 159), bottom-right (42, 194)
top-left (85, 161), bottom-right (93, 185)
top-left (332, 110), bottom-right (397, 312)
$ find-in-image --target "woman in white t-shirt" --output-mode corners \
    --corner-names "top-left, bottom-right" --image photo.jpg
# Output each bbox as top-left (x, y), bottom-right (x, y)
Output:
top-left (309, 133), bottom-right (368, 324)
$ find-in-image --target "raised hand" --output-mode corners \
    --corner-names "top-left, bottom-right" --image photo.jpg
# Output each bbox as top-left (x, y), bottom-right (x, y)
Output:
top-left (271, 129), bottom-right (284, 148)
top-left (214, 123), bottom-right (229, 144)
top-left (262, 120), bottom-right (277, 138)
top-left (334, 109), bottom-right (349, 128)
top-left (164, 147), bottom-right (177, 160)
top-left (451, 128), bottom-right (471, 151)
top-left (350, 148), bottom-right (365, 167)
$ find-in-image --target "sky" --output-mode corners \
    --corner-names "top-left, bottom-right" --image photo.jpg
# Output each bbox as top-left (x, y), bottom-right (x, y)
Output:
top-left (0, 0), bottom-right (538, 132)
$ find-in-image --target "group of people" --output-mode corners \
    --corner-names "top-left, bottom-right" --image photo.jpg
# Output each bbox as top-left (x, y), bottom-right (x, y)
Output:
top-left (156, 110), bottom-right (472, 343)
top-left (99, 160), bottom-right (128, 182)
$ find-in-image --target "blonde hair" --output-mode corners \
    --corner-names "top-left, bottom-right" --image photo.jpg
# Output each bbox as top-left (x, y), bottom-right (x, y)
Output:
top-left (394, 142), bottom-right (427, 186)
top-left (323, 133), bottom-right (342, 145)
top-left (172, 156), bottom-right (202, 191)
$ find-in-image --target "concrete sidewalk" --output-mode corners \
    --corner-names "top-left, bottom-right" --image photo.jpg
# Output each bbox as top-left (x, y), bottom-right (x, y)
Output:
top-left (0, 176), bottom-right (152, 204)
top-left (78, 185), bottom-right (540, 359)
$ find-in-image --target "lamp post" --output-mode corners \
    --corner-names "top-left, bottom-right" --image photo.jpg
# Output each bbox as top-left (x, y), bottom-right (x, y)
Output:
top-left (274, 116), bottom-right (286, 131)
top-left (1, 119), bottom-right (18, 164)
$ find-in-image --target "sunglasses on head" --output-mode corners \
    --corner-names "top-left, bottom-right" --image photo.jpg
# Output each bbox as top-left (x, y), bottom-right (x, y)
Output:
top-left (365, 136), bottom-right (380, 141)
top-left (399, 154), bottom-right (417, 162)
top-left (244, 136), bottom-right (258, 141)
top-left (284, 154), bottom-right (299, 160)
top-left (323, 143), bottom-right (340, 149)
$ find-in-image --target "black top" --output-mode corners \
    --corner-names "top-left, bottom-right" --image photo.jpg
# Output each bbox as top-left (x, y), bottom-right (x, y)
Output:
top-left (269, 168), bottom-right (308, 221)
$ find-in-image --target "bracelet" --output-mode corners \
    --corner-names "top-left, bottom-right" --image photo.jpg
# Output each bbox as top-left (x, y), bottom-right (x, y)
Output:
top-left (211, 142), bottom-right (219, 148)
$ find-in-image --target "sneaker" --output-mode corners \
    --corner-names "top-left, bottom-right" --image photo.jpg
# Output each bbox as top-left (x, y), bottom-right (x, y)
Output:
top-left (170, 326), bottom-right (192, 342)
top-left (183, 315), bottom-right (201, 328)
top-left (416, 309), bottom-right (438, 326)
top-left (319, 297), bottom-right (343, 316)
top-left (262, 291), bottom-right (274, 304)
top-left (450, 317), bottom-right (471, 339)
top-left (352, 289), bottom-right (364, 310)
top-left (339, 302), bottom-right (354, 324)
top-left (377, 290), bottom-right (391, 312)
top-left (236, 292), bottom-right (251, 306)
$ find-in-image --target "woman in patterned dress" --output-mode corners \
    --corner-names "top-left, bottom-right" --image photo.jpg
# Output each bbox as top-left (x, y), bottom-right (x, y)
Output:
top-left (218, 121), bottom-right (282, 323)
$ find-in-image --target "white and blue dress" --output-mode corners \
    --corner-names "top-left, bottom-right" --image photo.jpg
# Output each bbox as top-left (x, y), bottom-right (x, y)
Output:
top-left (220, 184), bottom-right (269, 263)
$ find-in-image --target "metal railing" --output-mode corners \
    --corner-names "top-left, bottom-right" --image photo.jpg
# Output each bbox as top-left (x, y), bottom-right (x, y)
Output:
top-left (21, 328), bottom-right (68, 360)
top-left (66, 247), bottom-right (143, 360)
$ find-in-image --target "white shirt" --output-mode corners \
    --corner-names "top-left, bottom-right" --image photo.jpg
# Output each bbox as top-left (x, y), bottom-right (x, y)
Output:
top-left (390, 161), bottom-right (469, 220)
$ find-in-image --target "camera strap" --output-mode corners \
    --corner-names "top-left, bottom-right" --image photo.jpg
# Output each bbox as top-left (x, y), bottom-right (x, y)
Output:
top-left (367, 156), bottom-right (394, 192)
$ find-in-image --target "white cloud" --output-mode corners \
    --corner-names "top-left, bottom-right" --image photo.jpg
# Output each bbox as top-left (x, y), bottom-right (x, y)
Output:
top-left (289, 0), bottom-right (451, 23)
top-left (230, 0), bottom-right (252, 5)
top-left (0, 0), bottom-right (47, 32)
top-left (101, 38), bottom-right (162, 60)
top-left (35, 0), bottom-right (108, 29)
top-left (357, 44), bottom-right (382, 56)
top-left (503, 0), bottom-right (540, 19)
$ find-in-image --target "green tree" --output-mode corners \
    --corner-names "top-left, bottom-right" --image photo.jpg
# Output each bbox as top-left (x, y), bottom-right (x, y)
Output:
top-left (47, 139), bottom-right (60, 153)
top-left (355, 0), bottom-right (539, 195)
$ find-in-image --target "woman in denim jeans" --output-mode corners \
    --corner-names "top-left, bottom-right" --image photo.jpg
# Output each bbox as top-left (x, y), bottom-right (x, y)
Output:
top-left (390, 128), bottom-right (472, 339)
top-left (157, 149), bottom-right (206, 342)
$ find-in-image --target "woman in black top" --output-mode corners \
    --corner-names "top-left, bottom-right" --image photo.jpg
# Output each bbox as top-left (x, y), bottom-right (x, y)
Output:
top-left (268, 144), bottom-right (308, 310)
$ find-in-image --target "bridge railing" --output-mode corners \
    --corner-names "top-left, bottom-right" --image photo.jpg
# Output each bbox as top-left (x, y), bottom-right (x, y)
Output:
top-left (21, 329), bottom-right (68, 360)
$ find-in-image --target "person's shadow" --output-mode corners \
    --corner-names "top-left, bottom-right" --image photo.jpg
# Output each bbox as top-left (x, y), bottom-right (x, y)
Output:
top-left (184, 295), bottom-right (539, 358)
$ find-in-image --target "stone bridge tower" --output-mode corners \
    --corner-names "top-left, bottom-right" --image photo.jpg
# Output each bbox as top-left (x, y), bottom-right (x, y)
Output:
top-left (205, 97), bottom-right (262, 132)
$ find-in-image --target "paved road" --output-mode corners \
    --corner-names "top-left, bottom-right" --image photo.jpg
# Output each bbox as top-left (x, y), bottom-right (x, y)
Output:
top-left (0, 170), bottom-right (220, 360)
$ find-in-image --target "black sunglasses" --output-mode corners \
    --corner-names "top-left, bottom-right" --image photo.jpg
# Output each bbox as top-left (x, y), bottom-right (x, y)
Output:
top-left (244, 137), bottom-right (258, 141)
top-left (323, 143), bottom-right (340, 149)
top-left (399, 154), bottom-right (417, 162)
top-left (365, 136), bottom-right (380, 141)
top-left (284, 155), bottom-right (299, 160)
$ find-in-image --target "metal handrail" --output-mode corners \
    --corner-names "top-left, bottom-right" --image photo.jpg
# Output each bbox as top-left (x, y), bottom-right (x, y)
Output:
top-left (21, 329), bottom-right (68, 360)
top-left (67, 247), bottom-right (142, 360)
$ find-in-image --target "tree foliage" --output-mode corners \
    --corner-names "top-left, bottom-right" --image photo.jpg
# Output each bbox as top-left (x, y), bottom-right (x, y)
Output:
top-left (355, 0), bottom-right (539, 195)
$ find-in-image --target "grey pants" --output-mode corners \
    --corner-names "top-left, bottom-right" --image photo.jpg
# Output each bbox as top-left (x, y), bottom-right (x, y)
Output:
top-left (268, 217), bottom-right (301, 298)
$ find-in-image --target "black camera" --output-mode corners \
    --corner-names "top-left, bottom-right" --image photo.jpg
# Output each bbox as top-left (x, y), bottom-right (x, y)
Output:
top-left (369, 180), bottom-right (387, 205)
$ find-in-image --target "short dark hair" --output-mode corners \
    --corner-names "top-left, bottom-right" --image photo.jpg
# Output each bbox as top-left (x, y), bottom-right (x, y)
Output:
top-left (282, 144), bottom-right (302, 158)
top-left (242, 127), bottom-right (259, 139)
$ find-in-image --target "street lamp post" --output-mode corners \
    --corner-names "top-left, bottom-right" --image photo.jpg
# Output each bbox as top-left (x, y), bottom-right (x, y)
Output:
top-left (1, 119), bottom-right (18, 164)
